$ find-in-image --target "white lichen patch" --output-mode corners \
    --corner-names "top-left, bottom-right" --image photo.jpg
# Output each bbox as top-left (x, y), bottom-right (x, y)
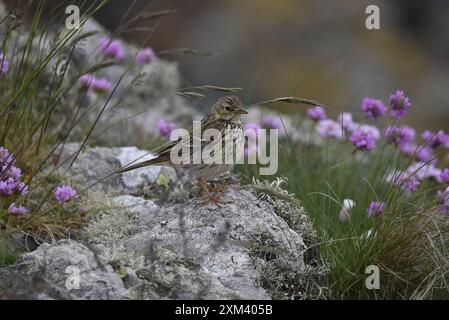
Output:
top-left (113, 195), bottom-right (159, 215)
top-left (85, 205), bottom-right (135, 245)
top-left (83, 194), bottom-right (147, 271)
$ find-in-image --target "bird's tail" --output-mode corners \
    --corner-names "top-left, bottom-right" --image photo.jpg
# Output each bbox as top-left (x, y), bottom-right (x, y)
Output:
top-left (117, 157), bottom-right (165, 174)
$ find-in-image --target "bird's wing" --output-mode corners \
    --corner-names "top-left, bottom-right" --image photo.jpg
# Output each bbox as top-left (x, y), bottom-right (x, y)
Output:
top-left (118, 117), bottom-right (238, 173)
top-left (153, 116), bottom-right (220, 161)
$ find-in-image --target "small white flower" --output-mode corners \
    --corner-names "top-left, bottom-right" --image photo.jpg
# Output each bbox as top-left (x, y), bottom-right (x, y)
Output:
top-left (342, 198), bottom-right (355, 210)
top-left (361, 228), bottom-right (374, 240)
top-left (339, 199), bottom-right (355, 223)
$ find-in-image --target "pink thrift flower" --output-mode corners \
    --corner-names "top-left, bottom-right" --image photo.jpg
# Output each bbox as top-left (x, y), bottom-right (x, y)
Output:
top-left (367, 201), bottom-right (385, 218)
top-left (0, 147), bottom-right (28, 199)
top-left (358, 124), bottom-right (380, 141)
top-left (136, 47), bottom-right (157, 65)
top-left (0, 179), bottom-right (25, 196)
top-left (390, 90), bottom-right (412, 118)
top-left (350, 129), bottom-right (376, 151)
top-left (79, 74), bottom-right (95, 88)
top-left (1, 165), bottom-right (22, 180)
top-left (92, 78), bottom-right (112, 93)
top-left (79, 74), bottom-right (111, 93)
top-left (406, 162), bottom-right (442, 182)
top-left (244, 123), bottom-right (261, 139)
top-left (337, 113), bottom-right (356, 132)
top-left (316, 119), bottom-right (344, 139)
top-left (0, 179), bottom-right (15, 196)
top-left (156, 118), bottom-right (177, 138)
top-left (441, 168), bottom-right (449, 183)
top-left (262, 116), bottom-right (282, 130)
top-left (0, 146), bottom-right (14, 166)
top-left (399, 143), bottom-right (416, 157)
top-left (361, 97), bottom-right (387, 119)
top-left (307, 106), bottom-right (326, 121)
top-left (0, 53), bottom-right (9, 75)
top-left (385, 125), bottom-right (415, 145)
top-left (99, 36), bottom-right (125, 61)
top-left (55, 185), bottom-right (77, 203)
top-left (18, 182), bottom-right (28, 195)
top-left (400, 143), bottom-right (434, 162)
top-left (401, 176), bottom-right (420, 192)
top-left (8, 203), bottom-right (28, 216)
top-left (415, 146), bottom-right (434, 162)
top-left (422, 130), bottom-right (449, 149)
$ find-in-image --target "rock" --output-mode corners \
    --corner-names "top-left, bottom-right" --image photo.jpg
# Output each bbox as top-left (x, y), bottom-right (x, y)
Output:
top-left (1, 182), bottom-right (324, 300)
top-left (117, 147), bottom-right (172, 189)
top-left (0, 240), bottom-right (126, 300)
top-left (119, 188), bottom-right (308, 300)
top-left (53, 143), bottom-right (178, 196)
top-left (0, 132), bottom-right (324, 300)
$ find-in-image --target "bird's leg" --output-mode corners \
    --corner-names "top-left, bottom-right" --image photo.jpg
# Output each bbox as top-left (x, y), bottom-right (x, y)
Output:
top-left (197, 177), bottom-right (211, 193)
top-left (197, 177), bottom-right (223, 206)
top-left (208, 180), bottom-right (229, 193)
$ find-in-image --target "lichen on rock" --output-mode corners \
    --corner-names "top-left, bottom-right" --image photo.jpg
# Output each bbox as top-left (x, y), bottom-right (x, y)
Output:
top-left (0, 170), bottom-right (325, 299)
top-left (251, 177), bottom-right (328, 299)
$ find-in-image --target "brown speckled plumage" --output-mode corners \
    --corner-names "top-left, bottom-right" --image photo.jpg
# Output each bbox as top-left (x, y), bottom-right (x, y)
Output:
top-left (118, 96), bottom-right (247, 180)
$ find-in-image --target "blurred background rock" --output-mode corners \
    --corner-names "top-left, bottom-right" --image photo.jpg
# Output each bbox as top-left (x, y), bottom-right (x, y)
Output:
top-left (4, 0), bottom-right (449, 131)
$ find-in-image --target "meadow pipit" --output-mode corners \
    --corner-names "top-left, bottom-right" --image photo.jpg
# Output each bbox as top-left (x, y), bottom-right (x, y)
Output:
top-left (118, 96), bottom-right (248, 202)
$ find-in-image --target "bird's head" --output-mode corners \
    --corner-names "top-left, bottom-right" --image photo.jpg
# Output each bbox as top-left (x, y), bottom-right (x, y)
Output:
top-left (210, 96), bottom-right (247, 121)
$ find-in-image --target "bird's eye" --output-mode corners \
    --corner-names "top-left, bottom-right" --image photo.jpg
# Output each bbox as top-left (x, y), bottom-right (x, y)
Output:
top-left (224, 105), bottom-right (231, 112)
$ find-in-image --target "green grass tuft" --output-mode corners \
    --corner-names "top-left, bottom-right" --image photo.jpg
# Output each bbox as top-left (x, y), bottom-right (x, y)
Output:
top-left (239, 121), bottom-right (449, 299)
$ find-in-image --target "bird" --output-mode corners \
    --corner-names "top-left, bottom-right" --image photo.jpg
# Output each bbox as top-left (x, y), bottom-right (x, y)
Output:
top-left (117, 96), bottom-right (248, 202)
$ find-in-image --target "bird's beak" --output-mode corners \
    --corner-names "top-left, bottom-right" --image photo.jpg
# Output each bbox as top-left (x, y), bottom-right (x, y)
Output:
top-left (234, 107), bottom-right (248, 115)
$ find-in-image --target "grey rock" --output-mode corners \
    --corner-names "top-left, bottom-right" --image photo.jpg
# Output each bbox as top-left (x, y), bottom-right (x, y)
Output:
top-left (53, 143), bottom-right (178, 196)
top-left (0, 187), bottom-right (323, 300)
top-left (116, 147), bottom-right (175, 189)
top-left (2, 145), bottom-right (323, 300)
top-left (0, 240), bottom-right (126, 300)
top-left (117, 188), bottom-right (308, 300)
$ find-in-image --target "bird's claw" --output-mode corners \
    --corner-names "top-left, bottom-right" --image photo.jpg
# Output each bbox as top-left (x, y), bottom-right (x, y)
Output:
top-left (197, 177), bottom-right (231, 207)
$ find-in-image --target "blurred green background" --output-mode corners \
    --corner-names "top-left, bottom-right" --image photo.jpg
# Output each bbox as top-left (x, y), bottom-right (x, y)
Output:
top-left (6, 0), bottom-right (449, 131)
